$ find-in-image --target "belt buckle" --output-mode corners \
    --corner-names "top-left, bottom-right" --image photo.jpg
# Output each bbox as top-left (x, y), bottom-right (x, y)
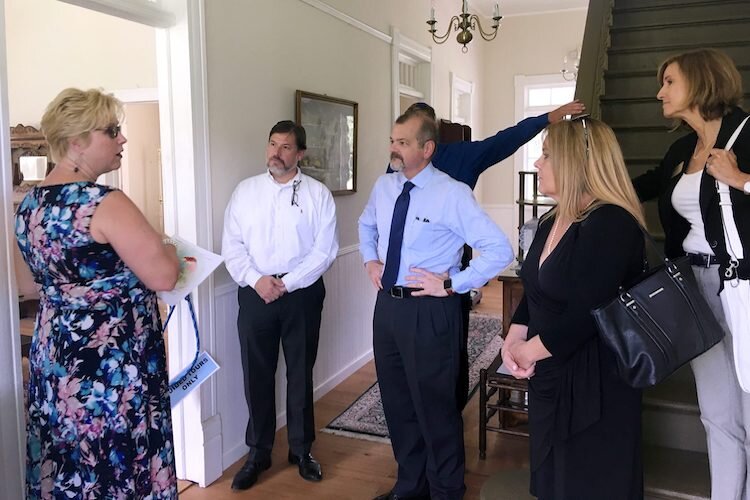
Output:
top-left (390, 287), bottom-right (405, 299)
top-left (703, 255), bottom-right (712, 268)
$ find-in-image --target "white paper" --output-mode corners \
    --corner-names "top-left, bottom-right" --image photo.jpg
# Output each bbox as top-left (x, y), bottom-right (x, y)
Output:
top-left (157, 236), bottom-right (223, 306)
top-left (168, 351), bottom-right (220, 407)
top-left (496, 362), bottom-right (513, 375)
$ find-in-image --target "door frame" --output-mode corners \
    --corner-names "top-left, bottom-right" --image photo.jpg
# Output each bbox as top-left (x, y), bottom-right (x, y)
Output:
top-left (0, 0), bottom-right (221, 490)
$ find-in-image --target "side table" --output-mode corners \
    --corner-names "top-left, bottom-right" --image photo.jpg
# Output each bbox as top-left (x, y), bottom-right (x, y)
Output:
top-left (496, 269), bottom-right (524, 339)
top-left (479, 352), bottom-right (529, 459)
top-left (477, 268), bottom-right (528, 459)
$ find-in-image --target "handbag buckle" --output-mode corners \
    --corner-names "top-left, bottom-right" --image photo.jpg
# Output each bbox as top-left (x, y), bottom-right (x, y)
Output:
top-left (620, 291), bottom-right (636, 308)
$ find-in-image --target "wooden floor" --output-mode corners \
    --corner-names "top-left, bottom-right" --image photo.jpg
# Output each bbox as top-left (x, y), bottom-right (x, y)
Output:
top-left (180, 279), bottom-right (530, 499)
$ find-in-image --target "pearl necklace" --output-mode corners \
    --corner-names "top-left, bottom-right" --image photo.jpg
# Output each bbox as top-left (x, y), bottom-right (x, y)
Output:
top-left (546, 217), bottom-right (570, 257)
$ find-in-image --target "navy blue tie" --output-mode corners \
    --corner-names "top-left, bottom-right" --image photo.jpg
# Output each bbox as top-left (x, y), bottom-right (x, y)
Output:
top-left (381, 181), bottom-right (415, 291)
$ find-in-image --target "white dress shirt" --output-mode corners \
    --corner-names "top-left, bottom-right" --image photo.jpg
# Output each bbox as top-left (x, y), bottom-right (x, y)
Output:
top-left (358, 164), bottom-right (513, 293)
top-left (222, 168), bottom-right (339, 293)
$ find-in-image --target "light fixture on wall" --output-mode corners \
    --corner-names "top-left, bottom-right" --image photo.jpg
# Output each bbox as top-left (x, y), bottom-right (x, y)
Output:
top-left (427, 0), bottom-right (502, 53)
top-left (561, 49), bottom-right (580, 81)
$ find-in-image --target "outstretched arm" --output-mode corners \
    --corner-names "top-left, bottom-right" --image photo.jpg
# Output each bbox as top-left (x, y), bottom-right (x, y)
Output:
top-left (432, 100), bottom-right (586, 187)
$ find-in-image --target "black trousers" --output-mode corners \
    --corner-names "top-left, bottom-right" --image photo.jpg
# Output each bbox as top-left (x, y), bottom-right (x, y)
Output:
top-left (374, 291), bottom-right (466, 500)
top-left (236, 278), bottom-right (325, 462)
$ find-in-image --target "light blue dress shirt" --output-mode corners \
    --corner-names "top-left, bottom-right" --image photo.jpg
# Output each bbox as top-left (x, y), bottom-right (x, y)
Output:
top-left (359, 164), bottom-right (513, 294)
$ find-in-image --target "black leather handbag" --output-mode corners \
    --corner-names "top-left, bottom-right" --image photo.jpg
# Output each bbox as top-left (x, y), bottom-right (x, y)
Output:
top-left (591, 228), bottom-right (725, 388)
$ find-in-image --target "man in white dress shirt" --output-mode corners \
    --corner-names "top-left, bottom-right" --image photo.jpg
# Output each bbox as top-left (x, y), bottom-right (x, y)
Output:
top-left (222, 120), bottom-right (338, 491)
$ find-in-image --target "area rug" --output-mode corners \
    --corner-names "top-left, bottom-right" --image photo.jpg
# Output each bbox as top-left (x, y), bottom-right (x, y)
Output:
top-left (322, 312), bottom-right (503, 443)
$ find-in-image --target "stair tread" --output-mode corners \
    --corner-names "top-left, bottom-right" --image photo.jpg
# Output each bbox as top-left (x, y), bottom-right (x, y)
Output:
top-left (643, 371), bottom-right (699, 413)
top-left (644, 446), bottom-right (709, 499)
top-left (614, 0), bottom-right (747, 15)
top-left (606, 64), bottom-right (750, 79)
top-left (611, 16), bottom-right (750, 33)
top-left (609, 39), bottom-right (750, 55)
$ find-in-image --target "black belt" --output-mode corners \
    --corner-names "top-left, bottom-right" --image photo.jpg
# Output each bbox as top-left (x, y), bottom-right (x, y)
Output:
top-left (386, 286), bottom-right (423, 299)
top-left (271, 273), bottom-right (288, 279)
top-left (686, 253), bottom-right (719, 268)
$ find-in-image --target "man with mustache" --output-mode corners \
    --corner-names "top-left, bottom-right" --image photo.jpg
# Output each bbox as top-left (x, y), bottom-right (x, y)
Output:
top-left (360, 109), bottom-right (513, 499)
top-left (222, 120), bottom-right (339, 491)
top-left (386, 100), bottom-right (585, 411)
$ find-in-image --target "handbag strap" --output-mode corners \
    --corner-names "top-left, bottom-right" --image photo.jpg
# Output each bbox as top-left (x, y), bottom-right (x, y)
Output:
top-left (714, 115), bottom-right (749, 279)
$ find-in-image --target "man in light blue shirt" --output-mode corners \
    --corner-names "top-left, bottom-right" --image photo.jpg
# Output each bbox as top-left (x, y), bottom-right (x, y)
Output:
top-left (359, 110), bottom-right (513, 500)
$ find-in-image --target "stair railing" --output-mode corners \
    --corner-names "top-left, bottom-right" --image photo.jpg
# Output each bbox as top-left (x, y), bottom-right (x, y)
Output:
top-left (575, 0), bottom-right (615, 119)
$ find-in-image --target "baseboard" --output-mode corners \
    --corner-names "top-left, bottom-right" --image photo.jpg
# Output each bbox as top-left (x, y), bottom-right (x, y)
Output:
top-left (222, 349), bottom-right (374, 469)
top-left (313, 348), bottom-right (374, 400)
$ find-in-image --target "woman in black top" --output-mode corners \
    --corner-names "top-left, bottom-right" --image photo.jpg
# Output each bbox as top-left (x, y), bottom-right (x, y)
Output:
top-left (632, 48), bottom-right (750, 500)
top-left (501, 117), bottom-right (646, 499)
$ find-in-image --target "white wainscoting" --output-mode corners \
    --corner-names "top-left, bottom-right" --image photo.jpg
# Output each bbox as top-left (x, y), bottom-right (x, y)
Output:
top-left (481, 203), bottom-right (518, 256)
top-left (215, 245), bottom-right (377, 470)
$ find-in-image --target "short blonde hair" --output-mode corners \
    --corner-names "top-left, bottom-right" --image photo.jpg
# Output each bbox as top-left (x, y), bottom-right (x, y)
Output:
top-left (657, 48), bottom-right (743, 121)
top-left (544, 117), bottom-right (645, 227)
top-left (40, 88), bottom-right (123, 163)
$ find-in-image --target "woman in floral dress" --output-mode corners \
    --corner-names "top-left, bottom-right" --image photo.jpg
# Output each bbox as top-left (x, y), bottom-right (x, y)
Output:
top-left (15, 88), bottom-right (181, 499)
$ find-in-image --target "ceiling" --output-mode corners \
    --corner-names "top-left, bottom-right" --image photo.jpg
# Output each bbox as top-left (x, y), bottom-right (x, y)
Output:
top-left (471, 0), bottom-right (589, 17)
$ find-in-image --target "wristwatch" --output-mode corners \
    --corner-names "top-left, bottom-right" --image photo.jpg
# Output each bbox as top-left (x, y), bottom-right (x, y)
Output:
top-left (744, 181), bottom-right (750, 195)
top-left (443, 278), bottom-right (455, 296)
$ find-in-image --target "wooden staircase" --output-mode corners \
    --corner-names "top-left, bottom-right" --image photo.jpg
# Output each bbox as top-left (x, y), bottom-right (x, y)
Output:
top-left (575, 0), bottom-right (750, 498)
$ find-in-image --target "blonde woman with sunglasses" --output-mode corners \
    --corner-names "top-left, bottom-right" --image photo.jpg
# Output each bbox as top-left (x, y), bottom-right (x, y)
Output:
top-left (501, 116), bottom-right (646, 499)
top-left (15, 88), bottom-right (180, 499)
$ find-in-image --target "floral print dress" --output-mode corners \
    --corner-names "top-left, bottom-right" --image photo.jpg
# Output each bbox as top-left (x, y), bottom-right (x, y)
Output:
top-left (15, 182), bottom-right (177, 499)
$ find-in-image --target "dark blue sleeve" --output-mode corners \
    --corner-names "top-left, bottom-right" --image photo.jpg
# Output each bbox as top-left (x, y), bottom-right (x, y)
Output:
top-left (432, 114), bottom-right (549, 188)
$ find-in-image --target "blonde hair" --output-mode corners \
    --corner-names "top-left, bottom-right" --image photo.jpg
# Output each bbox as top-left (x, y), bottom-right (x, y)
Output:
top-left (543, 117), bottom-right (646, 227)
top-left (40, 88), bottom-right (123, 163)
top-left (657, 48), bottom-right (743, 122)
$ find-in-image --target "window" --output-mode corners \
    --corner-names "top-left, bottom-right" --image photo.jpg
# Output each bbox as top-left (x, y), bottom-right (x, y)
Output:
top-left (514, 75), bottom-right (575, 200)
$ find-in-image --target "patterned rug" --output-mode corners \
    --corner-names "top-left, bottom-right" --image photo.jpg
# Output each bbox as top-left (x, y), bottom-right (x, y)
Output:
top-left (322, 313), bottom-right (503, 443)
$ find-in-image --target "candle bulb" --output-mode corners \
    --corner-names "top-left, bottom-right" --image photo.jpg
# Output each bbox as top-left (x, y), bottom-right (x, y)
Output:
top-left (493, 3), bottom-right (499, 18)
top-left (430, 7), bottom-right (435, 21)
top-left (463, 0), bottom-right (467, 14)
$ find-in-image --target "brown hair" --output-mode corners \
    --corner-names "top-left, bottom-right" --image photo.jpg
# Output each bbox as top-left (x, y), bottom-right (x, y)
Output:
top-left (657, 48), bottom-right (743, 121)
top-left (395, 109), bottom-right (438, 154)
top-left (543, 117), bottom-right (645, 227)
top-left (269, 120), bottom-right (307, 150)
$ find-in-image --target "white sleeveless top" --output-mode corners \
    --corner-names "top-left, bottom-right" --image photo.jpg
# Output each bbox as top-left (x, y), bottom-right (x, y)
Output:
top-left (671, 170), bottom-right (714, 255)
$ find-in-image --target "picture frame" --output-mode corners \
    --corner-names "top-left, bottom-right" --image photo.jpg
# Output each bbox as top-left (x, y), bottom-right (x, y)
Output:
top-left (295, 90), bottom-right (358, 195)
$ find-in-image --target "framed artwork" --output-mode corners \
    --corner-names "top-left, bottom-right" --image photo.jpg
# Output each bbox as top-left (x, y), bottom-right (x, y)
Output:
top-left (295, 90), bottom-right (358, 195)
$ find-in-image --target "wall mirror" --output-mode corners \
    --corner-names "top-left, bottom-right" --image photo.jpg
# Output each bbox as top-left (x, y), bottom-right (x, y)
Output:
top-left (10, 124), bottom-right (52, 204)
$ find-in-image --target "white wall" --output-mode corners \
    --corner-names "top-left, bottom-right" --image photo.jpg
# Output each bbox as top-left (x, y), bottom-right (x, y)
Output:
top-left (204, 0), bottom-right (494, 470)
top-left (5, 0), bottom-right (156, 126)
top-left (479, 9), bottom-right (588, 206)
top-left (121, 102), bottom-right (162, 232)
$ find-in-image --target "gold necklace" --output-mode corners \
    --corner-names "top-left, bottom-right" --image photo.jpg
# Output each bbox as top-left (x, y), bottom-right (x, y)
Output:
top-left (692, 143), bottom-right (711, 160)
top-left (692, 131), bottom-right (719, 160)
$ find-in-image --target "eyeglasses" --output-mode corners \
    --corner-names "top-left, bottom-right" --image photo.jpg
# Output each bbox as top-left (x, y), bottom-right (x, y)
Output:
top-left (95, 124), bottom-right (122, 139)
top-left (291, 179), bottom-right (301, 207)
top-left (569, 114), bottom-right (590, 158)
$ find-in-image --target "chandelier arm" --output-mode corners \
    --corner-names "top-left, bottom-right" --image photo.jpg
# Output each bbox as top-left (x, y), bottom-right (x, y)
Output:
top-left (471, 15), bottom-right (501, 41)
top-left (429, 15), bottom-right (460, 44)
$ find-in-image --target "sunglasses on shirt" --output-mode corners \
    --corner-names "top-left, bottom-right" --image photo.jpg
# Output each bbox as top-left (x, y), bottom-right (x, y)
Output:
top-left (95, 124), bottom-right (122, 139)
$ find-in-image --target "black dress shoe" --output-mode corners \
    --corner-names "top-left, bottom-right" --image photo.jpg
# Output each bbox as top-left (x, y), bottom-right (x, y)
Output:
top-left (373, 490), bottom-right (431, 500)
top-left (287, 451), bottom-right (323, 481)
top-left (230, 457), bottom-right (271, 490)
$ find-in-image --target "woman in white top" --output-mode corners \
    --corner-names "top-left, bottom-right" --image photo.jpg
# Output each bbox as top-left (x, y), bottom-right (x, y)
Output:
top-left (632, 48), bottom-right (750, 500)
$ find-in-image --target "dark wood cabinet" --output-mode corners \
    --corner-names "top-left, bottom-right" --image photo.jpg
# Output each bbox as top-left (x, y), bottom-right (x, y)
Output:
top-left (497, 270), bottom-right (524, 338)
